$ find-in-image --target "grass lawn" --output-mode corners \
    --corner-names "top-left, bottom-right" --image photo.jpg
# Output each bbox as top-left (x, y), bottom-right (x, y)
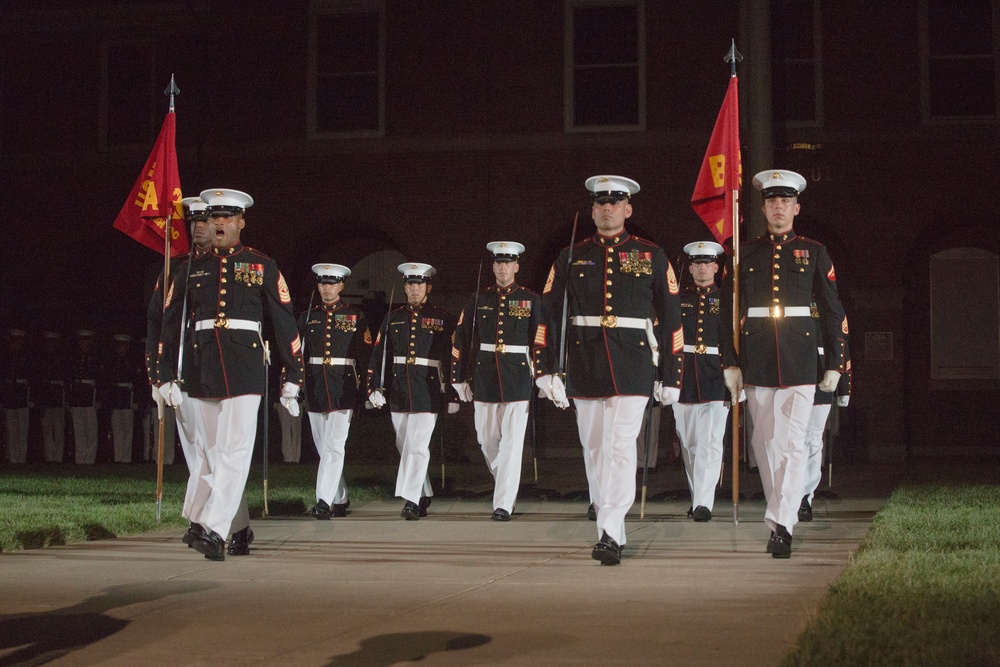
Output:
top-left (784, 483), bottom-right (1000, 667)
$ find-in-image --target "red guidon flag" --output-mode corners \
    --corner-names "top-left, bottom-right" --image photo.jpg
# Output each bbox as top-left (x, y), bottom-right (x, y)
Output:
top-left (112, 112), bottom-right (188, 256)
top-left (690, 76), bottom-right (741, 244)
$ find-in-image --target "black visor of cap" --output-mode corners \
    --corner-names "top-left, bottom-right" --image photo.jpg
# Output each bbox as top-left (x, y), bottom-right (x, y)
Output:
top-left (593, 192), bottom-right (629, 203)
top-left (762, 186), bottom-right (799, 199)
top-left (206, 205), bottom-right (243, 216)
top-left (317, 276), bottom-right (343, 285)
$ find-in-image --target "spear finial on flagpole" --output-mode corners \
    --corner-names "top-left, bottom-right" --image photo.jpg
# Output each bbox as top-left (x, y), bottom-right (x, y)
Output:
top-left (724, 39), bottom-right (743, 77)
top-left (165, 74), bottom-right (180, 113)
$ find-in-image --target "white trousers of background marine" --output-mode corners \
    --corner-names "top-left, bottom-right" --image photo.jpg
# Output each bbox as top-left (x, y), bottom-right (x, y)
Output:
top-left (803, 403), bottom-right (833, 504)
top-left (71, 406), bottom-right (98, 464)
top-left (674, 401), bottom-right (729, 512)
top-left (4, 407), bottom-right (29, 463)
top-left (746, 385), bottom-right (813, 535)
top-left (575, 396), bottom-right (647, 547)
top-left (390, 412), bottom-right (435, 505)
top-left (41, 407), bottom-right (65, 463)
top-left (473, 400), bottom-right (528, 513)
top-left (309, 409), bottom-right (352, 506)
top-left (186, 394), bottom-right (260, 539)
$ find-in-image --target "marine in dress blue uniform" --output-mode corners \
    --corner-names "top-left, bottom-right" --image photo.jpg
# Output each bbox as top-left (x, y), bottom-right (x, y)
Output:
top-left (675, 241), bottom-right (729, 521)
top-left (69, 329), bottom-right (100, 464)
top-left (37, 331), bottom-right (67, 463)
top-left (301, 263), bottom-right (373, 519)
top-left (720, 170), bottom-right (847, 558)
top-left (157, 189), bottom-right (304, 561)
top-left (534, 175), bottom-right (685, 565)
top-left (2, 329), bottom-right (31, 464)
top-left (367, 263), bottom-right (457, 520)
top-left (451, 242), bottom-right (539, 521)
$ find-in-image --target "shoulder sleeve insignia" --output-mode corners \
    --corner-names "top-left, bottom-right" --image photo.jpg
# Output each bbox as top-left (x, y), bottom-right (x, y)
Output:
top-left (164, 282), bottom-right (174, 309)
top-left (291, 334), bottom-right (302, 355)
top-left (456, 311), bottom-right (464, 326)
top-left (543, 265), bottom-right (555, 294)
top-left (364, 328), bottom-right (373, 346)
top-left (452, 346), bottom-right (461, 360)
top-left (827, 262), bottom-right (836, 282)
top-left (277, 271), bottom-right (292, 304)
top-left (534, 323), bottom-right (548, 348)
top-left (842, 317), bottom-right (849, 334)
top-left (667, 262), bottom-right (679, 295)
top-left (672, 326), bottom-right (684, 354)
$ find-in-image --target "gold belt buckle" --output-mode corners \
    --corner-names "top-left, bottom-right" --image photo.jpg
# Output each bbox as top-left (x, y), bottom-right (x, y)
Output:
top-left (322, 357), bottom-right (334, 366)
top-left (771, 305), bottom-right (783, 318)
top-left (600, 314), bottom-right (618, 328)
top-left (406, 356), bottom-right (416, 365)
top-left (695, 343), bottom-right (707, 354)
top-left (214, 315), bottom-right (230, 329)
top-left (494, 343), bottom-right (506, 353)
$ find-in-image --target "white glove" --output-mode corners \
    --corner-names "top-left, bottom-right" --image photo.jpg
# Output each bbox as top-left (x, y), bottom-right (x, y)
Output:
top-left (536, 374), bottom-right (569, 409)
top-left (837, 395), bottom-right (850, 408)
top-left (657, 384), bottom-right (680, 406)
top-left (369, 390), bottom-right (386, 408)
top-left (723, 367), bottom-right (743, 406)
top-left (157, 381), bottom-right (183, 408)
top-left (279, 382), bottom-right (300, 417)
top-left (818, 370), bottom-right (841, 393)
top-left (151, 385), bottom-right (165, 419)
top-left (447, 402), bottom-right (460, 414)
top-left (452, 382), bottom-right (473, 403)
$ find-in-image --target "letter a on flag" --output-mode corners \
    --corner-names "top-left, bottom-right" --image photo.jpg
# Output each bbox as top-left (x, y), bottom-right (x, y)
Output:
top-left (112, 112), bottom-right (189, 256)
top-left (690, 76), bottom-right (741, 244)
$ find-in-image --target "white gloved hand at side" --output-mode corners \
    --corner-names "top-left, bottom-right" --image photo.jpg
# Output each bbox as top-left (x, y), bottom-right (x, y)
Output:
top-left (452, 382), bottom-right (473, 402)
top-left (656, 383), bottom-right (680, 406)
top-left (723, 367), bottom-right (743, 406)
top-left (818, 370), bottom-right (841, 393)
top-left (151, 385), bottom-right (165, 419)
top-left (837, 395), bottom-right (850, 408)
top-left (447, 402), bottom-right (460, 414)
top-left (157, 381), bottom-right (183, 408)
top-left (279, 382), bottom-right (301, 417)
top-left (536, 374), bottom-right (569, 409)
top-left (369, 390), bottom-right (386, 408)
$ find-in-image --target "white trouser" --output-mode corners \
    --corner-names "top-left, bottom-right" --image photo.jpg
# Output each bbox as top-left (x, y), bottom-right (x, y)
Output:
top-left (674, 401), bottom-right (729, 512)
top-left (746, 385), bottom-right (813, 534)
top-left (803, 403), bottom-right (832, 502)
top-left (309, 410), bottom-right (352, 505)
top-left (186, 394), bottom-right (261, 538)
top-left (4, 407), bottom-right (29, 463)
top-left (635, 405), bottom-right (661, 470)
top-left (175, 393), bottom-right (205, 519)
top-left (390, 412), bottom-right (436, 504)
top-left (278, 405), bottom-right (302, 463)
top-left (41, 408), bottom-right (65, 463)
top-left (111, 408), bottom-right (134, 463)
top-left (575, 396), bottom-right (648, 546)
top-left (71, 407), bottom-right (98, 464)
top-left (473, 400), bottom-right (528, 512)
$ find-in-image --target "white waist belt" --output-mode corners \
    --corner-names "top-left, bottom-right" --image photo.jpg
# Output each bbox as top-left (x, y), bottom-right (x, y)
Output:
top-left (114, 382), bottom-right (133, 388)
top-left (195, 318), bottom-right (262, 333)
top-left (308, 357), bottom-right (355, 367)
top-left (393, 356), bottom-right (441, 370)
top-left (480, 344), bottom-right (529, 354)
top-left (571, 315), bottom-right (659, 366)
top-left (76, 379), bottom-right (96, 386)
top-left (746, 306), bottom-right (812, 318)
top-left (683, 344), bottom-right (719, 355)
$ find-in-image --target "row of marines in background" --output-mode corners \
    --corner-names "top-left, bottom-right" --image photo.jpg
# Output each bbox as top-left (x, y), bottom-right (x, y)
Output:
top-left (136, 169), bottom-right (847, 564)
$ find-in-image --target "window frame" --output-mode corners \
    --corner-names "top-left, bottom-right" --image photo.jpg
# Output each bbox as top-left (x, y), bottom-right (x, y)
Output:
top-left (771, 0), bottom-right (824, 128)
top-left (563, 0), bottom-right (646, 133)
top-left (307, 0), bottom-right (386, 139)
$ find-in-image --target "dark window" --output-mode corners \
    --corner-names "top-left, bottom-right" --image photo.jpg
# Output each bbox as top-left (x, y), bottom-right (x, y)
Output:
top-left (314, 11), bottom-right (381, 134)
top-left (926, 0), bottom-right (996, 118)
top-left (771, 0), bottom-right (819, 125)
top-left (570, 3), bottom-right (642, 128)
top-left (105, 42), bottom-right (156, 145)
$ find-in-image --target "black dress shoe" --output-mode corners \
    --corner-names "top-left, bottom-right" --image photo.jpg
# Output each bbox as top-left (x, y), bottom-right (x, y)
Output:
top-left (686, 506), bottom-right (693, 519)
top-left (309, 500), bottom-right (332, 520)
top-left (401, 501), bottom-right (420, 520)
top-left (227, 527), bottom-right (251, 556)
top-left (591, 531), bottom-right (621, 566)
top-left (798, 496), bottom-right (813, 522)
top-left (193, 530), bottom-right (226, 561)
top-left (491, 508), bottom-right (511, 522)
top-left (418, 497), bottom-right (431, 518)
top-left (331, 499), bottom-right (350, 518)
top-left (692, 506), bottom-right (712, 522)
top-left (766, 530), bottom-right (776, 553)
top-left (769, 525), bottom-right (793, 559)
top-left (587, 503), bottom-right (597, 521)
top-left (182, 522), bottom-right (205, 548)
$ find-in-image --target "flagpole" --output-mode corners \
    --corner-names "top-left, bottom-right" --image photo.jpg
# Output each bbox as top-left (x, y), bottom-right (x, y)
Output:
top-left (156, 74), bottom-right (180, 523)
top-left (724, 41), bottom-right (742, 528)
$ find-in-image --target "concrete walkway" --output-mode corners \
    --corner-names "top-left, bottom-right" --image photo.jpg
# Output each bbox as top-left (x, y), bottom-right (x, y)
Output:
top-left (0, 461), bottom-right (892, 666)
